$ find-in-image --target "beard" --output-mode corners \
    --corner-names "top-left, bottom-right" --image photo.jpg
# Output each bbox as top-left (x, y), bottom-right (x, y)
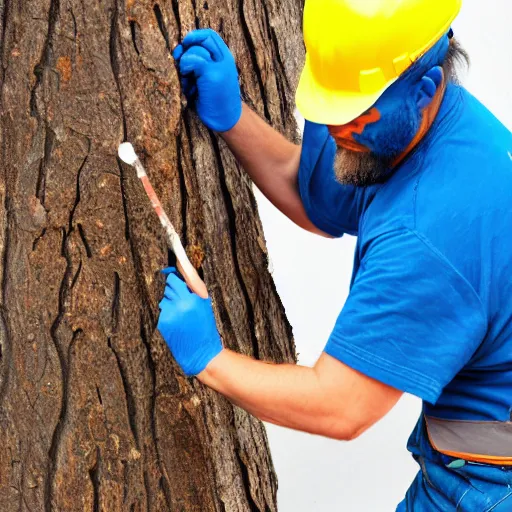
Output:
top-left (333, 148), bottom-right (392, 187)
top-left (333, 96), bottom-right (421, 187)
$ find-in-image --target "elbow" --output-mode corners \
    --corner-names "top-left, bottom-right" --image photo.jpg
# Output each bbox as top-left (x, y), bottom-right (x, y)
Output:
top-left (340, 425), bottom-right (366, 441)
top-left (329, 426), bottom-right (364, 442)
top-left (321, 417), bottom-right (368, 442)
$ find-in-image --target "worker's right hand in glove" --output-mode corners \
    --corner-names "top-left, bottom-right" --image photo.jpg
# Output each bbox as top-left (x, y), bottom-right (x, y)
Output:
top-left (157, 268), bottom-right (224, 377)
top-left (173, 29), bottom-right (242, 133)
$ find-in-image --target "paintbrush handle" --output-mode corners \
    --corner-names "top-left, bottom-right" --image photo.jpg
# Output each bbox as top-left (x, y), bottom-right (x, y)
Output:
top-left (165, 227), bottom-right (209, 299)
top-left (138, 173), bottom-right (208, 299)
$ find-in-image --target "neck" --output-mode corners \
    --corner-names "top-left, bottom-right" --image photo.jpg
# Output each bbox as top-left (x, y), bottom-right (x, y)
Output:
top-left (392, 79), bottom-right (447, 167)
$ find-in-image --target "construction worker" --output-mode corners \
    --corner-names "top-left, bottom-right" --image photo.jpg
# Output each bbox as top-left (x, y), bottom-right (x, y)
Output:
top-left (159, 0), bottom-right (512, 509)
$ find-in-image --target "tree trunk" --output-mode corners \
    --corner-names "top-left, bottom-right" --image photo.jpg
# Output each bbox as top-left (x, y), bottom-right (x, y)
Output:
top-left (0, 0), bottom-right (302, 509)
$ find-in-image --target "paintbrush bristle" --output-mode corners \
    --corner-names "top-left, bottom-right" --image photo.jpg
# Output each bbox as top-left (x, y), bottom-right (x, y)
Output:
top-left (118, 142), bottom-right (138, 165)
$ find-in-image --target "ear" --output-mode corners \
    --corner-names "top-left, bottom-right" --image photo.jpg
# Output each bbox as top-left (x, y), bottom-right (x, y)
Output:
top-left (416, 66), bottom-right (444, 110)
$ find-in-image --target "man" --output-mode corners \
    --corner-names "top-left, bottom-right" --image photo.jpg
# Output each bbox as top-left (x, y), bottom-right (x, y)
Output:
top-left (158, 0), bottom-right (512, 509)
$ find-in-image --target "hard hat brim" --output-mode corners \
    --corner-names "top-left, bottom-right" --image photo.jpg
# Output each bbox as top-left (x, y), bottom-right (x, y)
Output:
top-left (295, 55), bottom-right (396, 126)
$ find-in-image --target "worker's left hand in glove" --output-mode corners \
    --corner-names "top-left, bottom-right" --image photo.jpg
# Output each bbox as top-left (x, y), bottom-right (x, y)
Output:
top-left (173, 29), bottom-right (242, 132)
top-left (157, 268), bottom-right (224, 377)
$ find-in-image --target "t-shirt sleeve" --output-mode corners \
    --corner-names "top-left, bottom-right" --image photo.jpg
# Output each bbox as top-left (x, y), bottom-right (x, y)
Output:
top-left (298, 121), bottom-right (364, 237)
top-left (325, 228), bottom-right (488, 404)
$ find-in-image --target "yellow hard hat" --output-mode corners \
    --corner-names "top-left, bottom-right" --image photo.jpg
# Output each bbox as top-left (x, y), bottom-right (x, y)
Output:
top-left (296, 0), bottom-right (462, 125)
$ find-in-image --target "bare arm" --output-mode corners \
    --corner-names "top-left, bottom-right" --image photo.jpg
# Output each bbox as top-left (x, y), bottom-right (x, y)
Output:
top-left (198, 349), bottom-right (402, 440)
top-left (221, 104), bottom-right (331, 237)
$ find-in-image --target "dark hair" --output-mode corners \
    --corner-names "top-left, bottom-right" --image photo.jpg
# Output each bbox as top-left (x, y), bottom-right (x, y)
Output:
top-left (402, 36), bottom-right (470, 85)
top-left (442, 38), bottom-right (470, 84)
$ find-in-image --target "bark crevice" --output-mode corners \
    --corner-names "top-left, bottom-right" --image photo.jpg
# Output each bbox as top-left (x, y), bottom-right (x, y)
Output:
top-left (154, 4), bottom-right (172, 53)
top-left (170, 0), bottom-right (181, 39)
top-left (107, 336), bottom-right (140, 449)
top-left (112, 271), bottom-right (121, 331)
top-left (239, 0), bottom-right (271, 122)
top-left (0, 0), bottom-right (10, 79)
top-left (45, 326), bottom-right (82, 512)
top-left (45, 133), bottom-right (90, 509)
top-left (210, 133), bottom-right (260, 360)
top-left (235, 447), bottom-right (261, 512)
top-left (175, 133), bottom-right (188, 246)
top-left (139, 316), bottom-right (172, 508)
top-left (130, 20), bottom-right (141, 56)
top-left (0, 207), bottom-right (11, 406)
top-left (69, 148), bottom-right (90, 233)
top-left (30, 0), bottom-right (60, 119)
top-left (88, 447), bottom-right (101, 512)
top-left (77, 223), bottom-right (92, 258)
top-left (109, 0), bottom-right (127, 141)
top-left (36, 127), bottom-right (56, 205)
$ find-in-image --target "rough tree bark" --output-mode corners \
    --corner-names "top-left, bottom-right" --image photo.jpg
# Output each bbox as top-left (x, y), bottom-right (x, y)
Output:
top-left (0, 0), bottom-right (304, 509)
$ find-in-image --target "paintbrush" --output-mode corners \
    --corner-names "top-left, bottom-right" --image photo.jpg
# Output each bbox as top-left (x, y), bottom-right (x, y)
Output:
top-left (118, 143), bottom-right (208, 299)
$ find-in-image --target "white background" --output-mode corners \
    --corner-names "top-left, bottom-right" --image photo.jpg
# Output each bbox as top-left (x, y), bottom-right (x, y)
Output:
top-left (258, 2), bottom-right (512, 510)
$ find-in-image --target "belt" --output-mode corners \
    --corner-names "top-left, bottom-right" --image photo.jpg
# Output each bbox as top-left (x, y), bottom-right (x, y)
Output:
top-left (425, 415), bottom-right (512, 466)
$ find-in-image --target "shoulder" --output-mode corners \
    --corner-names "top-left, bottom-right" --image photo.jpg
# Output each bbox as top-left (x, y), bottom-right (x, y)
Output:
top-left (359, 87), bottom-right (511, 242)
top-left (414, 88), bottom-right (512, 234)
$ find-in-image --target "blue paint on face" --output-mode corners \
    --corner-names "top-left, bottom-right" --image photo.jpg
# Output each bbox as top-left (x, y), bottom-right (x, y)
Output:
top-left (351, 34), bottom-right (452, 160)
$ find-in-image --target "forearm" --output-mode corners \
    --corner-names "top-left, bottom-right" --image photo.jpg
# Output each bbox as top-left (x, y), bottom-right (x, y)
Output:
top-left (221, 105), bottom-right (328, 236)
top-left (221, 104), bottom-right (299, 183)
top-left (198, 349), bottom-right (352, 439)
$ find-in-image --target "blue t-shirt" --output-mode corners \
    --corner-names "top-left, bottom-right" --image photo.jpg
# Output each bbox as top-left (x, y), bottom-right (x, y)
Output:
top-left (299, 85), bottom-right (512, 508)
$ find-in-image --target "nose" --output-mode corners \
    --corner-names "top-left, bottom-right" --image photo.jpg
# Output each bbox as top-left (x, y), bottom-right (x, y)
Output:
top-left (330, 108), bottom-right (381, 137)
top-left (330, 121), bottom-right (358, 140)
top-left (328, 107), bottom-right (381, 151)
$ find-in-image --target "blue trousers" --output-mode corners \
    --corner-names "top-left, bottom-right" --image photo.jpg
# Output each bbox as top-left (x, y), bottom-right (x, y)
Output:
top-left (397, 459), bottom-right (512, 511)
top-left (398, 419), bottom-right (512, 510)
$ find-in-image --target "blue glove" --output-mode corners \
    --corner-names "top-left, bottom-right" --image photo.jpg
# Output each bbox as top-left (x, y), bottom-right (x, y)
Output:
top-left (173, 29), bottom-right (242, 132)
top-left (157, 268), bottom-right (223, 376)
